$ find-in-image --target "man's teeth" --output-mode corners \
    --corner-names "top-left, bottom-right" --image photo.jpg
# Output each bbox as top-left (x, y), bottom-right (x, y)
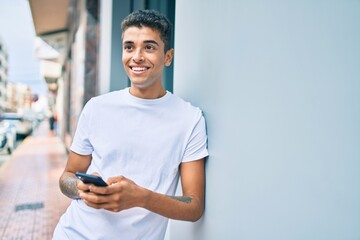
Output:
top-left (132, 67), bottom-right (147, 71)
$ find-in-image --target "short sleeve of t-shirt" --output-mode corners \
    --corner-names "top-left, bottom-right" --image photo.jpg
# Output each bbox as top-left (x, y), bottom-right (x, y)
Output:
top-left (182, 111), bottom-right (208, 162)
top-left (70, 100), bottom-right (94, 155)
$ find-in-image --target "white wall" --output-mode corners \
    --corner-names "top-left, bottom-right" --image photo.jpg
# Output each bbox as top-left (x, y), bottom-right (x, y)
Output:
top-left (171, 0), bottom-right (360, 239)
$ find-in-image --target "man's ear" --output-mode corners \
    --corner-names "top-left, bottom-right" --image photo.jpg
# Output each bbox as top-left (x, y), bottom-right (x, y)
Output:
top-left (164, 48), bottom-right (174, 66)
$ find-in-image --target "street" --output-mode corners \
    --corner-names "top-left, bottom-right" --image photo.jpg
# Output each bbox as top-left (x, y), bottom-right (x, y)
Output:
top-left (0, 121), bottom-right (71, 239)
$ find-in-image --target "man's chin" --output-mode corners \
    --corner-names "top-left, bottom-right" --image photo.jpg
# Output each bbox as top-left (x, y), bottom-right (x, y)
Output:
top-left (129, 78), bottom-right (159, 89)
top-left (130, 82), bottom-right (150, 89)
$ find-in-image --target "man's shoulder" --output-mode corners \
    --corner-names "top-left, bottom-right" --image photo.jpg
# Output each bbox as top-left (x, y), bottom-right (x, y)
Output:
top-left (96, 89), bottom-right (125, 100)
top-left (168, 93), bottom-right (203, 118)
top-left (87, 89), bottom-right (126, 105)
top-left (170, 93), bottom-right (201, 110)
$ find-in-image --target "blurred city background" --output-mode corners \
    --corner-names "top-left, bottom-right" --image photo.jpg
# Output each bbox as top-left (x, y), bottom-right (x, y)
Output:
top-left (0, 0), bottom-right (51, 166)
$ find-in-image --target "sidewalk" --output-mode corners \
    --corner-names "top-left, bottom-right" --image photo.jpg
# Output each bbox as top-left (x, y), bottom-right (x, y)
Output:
top-left (0, 121), bottom-right (71, 240)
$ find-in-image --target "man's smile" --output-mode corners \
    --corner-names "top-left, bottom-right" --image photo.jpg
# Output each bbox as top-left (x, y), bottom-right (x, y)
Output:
top-left (130, 66), bottom-right (150, 73)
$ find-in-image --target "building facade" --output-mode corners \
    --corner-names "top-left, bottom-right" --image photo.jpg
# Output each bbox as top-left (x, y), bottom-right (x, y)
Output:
top-left (0, 38), bottom-right (34, 114)
top-left (0, 37), bottom-right (8, 111)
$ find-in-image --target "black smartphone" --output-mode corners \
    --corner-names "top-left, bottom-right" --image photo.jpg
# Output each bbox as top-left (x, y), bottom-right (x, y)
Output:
top-left (75, 172), bottom-right (108, 187)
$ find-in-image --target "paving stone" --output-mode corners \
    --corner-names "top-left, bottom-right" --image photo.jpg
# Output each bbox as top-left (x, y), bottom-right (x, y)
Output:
top-left (0, 122), bottom-right (71, 239)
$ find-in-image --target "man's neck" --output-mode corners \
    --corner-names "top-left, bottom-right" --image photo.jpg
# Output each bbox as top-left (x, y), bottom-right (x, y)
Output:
top-left (129, 86), bottom-right (166, 99)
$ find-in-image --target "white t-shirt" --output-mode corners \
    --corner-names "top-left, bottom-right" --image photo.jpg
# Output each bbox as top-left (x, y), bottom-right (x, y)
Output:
top-left (53, 88), bottom-right (208, 240)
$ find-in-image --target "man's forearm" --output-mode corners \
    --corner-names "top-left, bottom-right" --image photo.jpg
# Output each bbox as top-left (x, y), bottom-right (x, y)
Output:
top-left (141, 189), bottom-right (204, 222)
top-left (170, 196), bottom-right (193, 204)
top-left (59, 172), bottom-right (80, 199)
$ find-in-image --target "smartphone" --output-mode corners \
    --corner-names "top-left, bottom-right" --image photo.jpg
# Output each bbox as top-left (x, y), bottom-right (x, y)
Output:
top-left (75, 172), bottom-right (108, 187)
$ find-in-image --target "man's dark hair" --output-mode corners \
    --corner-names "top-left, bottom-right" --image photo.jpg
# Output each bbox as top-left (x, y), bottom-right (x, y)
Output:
top-left (121, 9), bottom-right (173, 52)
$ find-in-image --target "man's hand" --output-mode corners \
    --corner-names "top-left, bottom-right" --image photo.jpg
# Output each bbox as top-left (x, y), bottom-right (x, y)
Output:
top-left (76, 174), bottom-right (93, 195)
top-left (78, 159), bottom-right (205, 222)
top-left (78, 175), bottom-right (145, 212)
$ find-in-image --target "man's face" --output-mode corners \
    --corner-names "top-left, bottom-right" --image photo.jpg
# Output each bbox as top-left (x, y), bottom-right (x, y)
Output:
top-left (122, 26), bottom-right (173, 90)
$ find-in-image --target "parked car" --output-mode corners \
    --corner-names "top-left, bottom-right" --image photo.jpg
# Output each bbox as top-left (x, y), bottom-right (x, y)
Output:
top-left (0, 113), bottom-right (33, 139)
top-left (0, 121), bottom-right (17, 154)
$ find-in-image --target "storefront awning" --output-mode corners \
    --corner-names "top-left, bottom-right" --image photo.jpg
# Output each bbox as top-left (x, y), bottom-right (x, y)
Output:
top-left (28, 0), bottom-right (71, 35)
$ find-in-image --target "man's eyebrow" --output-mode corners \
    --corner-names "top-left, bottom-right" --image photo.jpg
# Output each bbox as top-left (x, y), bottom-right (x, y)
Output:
top-left (144, 40), bottom-right (159, 46)
top-left (123, 40), bottom-right (160, 46)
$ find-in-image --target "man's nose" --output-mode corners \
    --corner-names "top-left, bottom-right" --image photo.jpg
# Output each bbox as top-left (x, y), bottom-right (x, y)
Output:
top-left (132, 49), bottom-right (144, 62)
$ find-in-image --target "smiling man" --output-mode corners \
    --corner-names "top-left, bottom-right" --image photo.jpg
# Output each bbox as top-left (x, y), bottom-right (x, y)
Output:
top-left (122, 25), bottom-right (173, 98)
top-left (53, 10), bottom-right (208, 240)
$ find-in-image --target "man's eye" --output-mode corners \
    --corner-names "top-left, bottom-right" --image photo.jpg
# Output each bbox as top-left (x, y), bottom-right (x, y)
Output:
top-left (124, 45), bottom-right (133, 50)
top-left (145, 45), bottom-right (155, 50)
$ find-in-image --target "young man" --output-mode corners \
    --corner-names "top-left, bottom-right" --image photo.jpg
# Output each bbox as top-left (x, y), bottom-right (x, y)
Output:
top-left (53, 10), bottom-right (208, 240)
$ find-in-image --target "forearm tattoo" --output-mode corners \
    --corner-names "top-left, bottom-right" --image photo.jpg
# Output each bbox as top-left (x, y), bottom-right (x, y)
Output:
top-left (170, 196), bottom-right (192, 204)
top-left (60, 175), bottom-right (80, 199)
